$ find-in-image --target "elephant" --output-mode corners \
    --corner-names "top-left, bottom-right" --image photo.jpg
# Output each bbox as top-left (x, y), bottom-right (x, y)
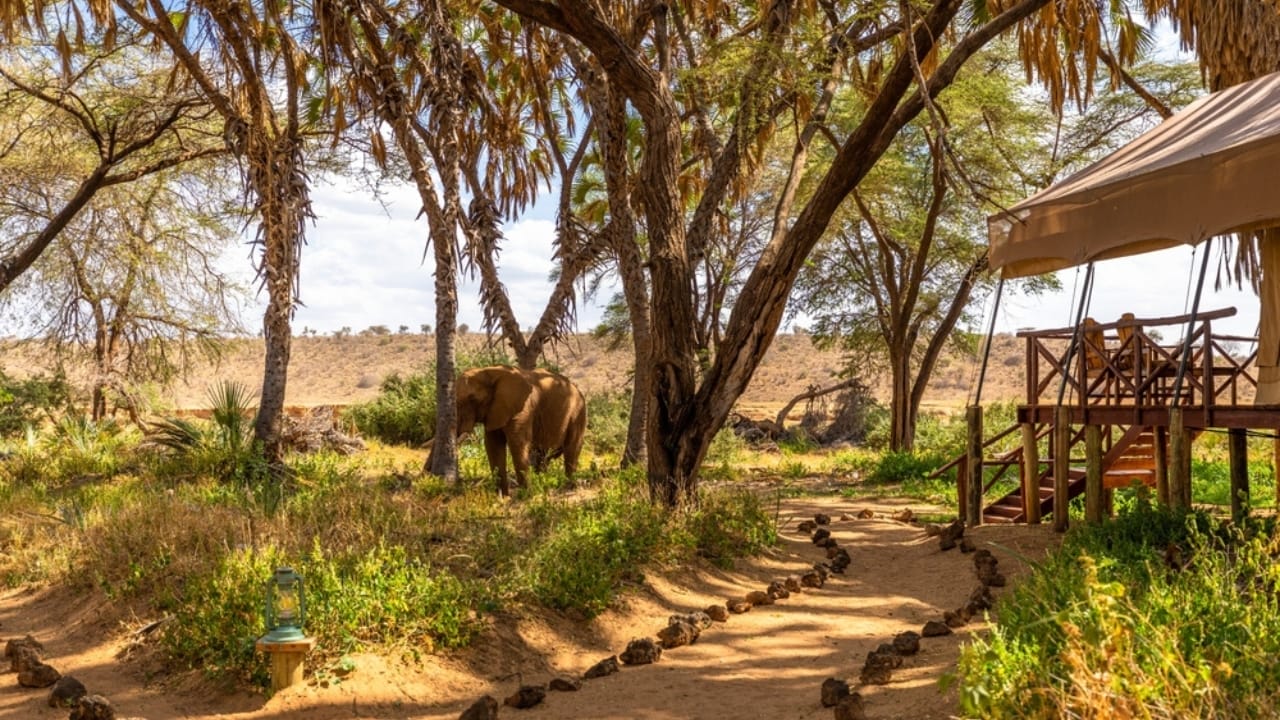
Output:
top-left (426, 365), bottom-right (587, 496)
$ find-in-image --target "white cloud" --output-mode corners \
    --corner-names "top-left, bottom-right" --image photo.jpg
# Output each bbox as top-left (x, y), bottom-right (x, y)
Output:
top-left (227, 179), bottom-right (605, 335)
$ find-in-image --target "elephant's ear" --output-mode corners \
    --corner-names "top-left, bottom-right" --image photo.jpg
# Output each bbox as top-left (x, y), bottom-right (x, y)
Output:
top-left (482, 367), bottom-right (532, 431)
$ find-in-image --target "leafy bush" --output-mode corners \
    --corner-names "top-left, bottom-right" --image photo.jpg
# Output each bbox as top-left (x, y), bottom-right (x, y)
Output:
top-left (347, 348), bottom-right (511, 446)
top-left (586, 390), bottom-right (631, 456)
top-left (0, 370), bottom-right (72, 437)
top-left (142, 381), bottom-right (264, 485)
top-left (958, 504), bottom-right (1280, 718)
top-left (683, 489), bottom-right (779, 567)
top-left (867, 450), bottom-right (944, 483)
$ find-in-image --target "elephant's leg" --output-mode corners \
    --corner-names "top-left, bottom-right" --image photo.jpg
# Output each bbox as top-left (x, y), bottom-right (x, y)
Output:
top-left (484, 430), bottom-right (510, 496)
top-left (510, 439), bottom-right (532, 490)
top-left (530, 447), bottom-right (548, 473)
top-left (563, 422), bottom-right (585, 484)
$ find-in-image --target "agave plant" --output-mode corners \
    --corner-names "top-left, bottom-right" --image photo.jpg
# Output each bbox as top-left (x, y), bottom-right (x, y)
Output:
top-left (143, 380), bottom-right (260, 483)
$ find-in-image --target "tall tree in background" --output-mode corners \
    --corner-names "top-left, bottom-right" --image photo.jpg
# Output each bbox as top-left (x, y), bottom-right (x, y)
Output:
top-left (794, 52), bottom-right (1198, 451)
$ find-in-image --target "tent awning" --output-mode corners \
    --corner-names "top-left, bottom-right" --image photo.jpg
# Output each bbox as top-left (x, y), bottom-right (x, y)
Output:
top-left (987, 70), bottom-right (1280, 279)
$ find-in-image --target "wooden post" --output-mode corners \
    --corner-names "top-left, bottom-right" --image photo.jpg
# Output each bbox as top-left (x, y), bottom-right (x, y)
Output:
top-left (1021, 422), bottom-right (1042, 524)
top-left (1085, 424), bottom-right (1104, 523)
top-left (256, 638), bottom-right (315, 694)
top-left (1053, 406), bottom-right (1070, 533)
top-left (1229, 428), bottom-right (1249, 522)
top-left (1169, 407), bottom-right (1187, 510)
top-left (1274, 435), bottom-right (1280, 511)
top-left (966, 405), bottom-right (983, 527)
top-left (1154, 426), bottom-right (1169, 507)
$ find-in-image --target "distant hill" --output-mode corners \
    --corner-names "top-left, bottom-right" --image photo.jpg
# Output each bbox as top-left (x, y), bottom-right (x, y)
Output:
top-left (0, 332), bottom-right (1031, 419)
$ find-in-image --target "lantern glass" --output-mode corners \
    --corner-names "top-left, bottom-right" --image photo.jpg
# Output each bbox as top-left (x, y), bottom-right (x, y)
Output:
top-left (262, 566), bottom-right (306, 643)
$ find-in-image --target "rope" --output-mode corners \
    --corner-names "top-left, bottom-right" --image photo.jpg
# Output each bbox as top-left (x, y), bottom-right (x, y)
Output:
top-left (1183, 245), bottom-right (1198, 315)
top-left (972, 276), bottom-right (1006, 407)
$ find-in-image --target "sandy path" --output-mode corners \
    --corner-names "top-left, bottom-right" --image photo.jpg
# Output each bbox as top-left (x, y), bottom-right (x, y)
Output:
top-left (0, 498), bottom-right (1060, 720)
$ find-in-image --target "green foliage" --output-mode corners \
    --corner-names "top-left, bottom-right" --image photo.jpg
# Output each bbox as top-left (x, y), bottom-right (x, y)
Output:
top-left (347, 348), bottom-right (511, 446)
top-left (958, 504), bottom-right (1280, 718)
top-left (683, 489), bottom-right (779, 568)
top-left (0, 370), bottom-right (72, 437)
top-left (345, 369), bottom-right (437, 446)
top-left (866, 450), bottom-right (945, 484)
top-left (521, 482), bottom-right (668, 616)
top-left (585, 390), bottom-right (631, 456)
top-left (142, 381), bottom-right (264, 485)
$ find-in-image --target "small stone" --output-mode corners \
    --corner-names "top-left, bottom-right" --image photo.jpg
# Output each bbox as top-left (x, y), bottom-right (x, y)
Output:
top-left (4, 635), bottom-right (43, 665)
top-left (922, 620), bottom-right (953, 637)
top-left (812, 528), bottom-right (832, 545)
top-left (619, 637), bottom-right (662, 666)
top-left (548, 677), bottom-right (581, 692)
top-left (745, 590), bottom-right (773, 606)
top-left (582, 656), bottom-right (620, 679)
top-left (923, 523), bottom-right (945, 537)
top-left (859, 652), bottom-right (895, 685)
top-left (830, 548), bottom-right (851, 573)
top-left (969, 584), bottom-right (995, 611)
top-left (892, 631), bottom-right (921, 656)
top-left (959, 537), bottom-right (977, 553)
top-left (813, 562), bottom-right (831, 579)
top-left (458, 695), bottom-right (499, 720)
top-left (17, 660), bottom-right (60, 688)
top-left (727, 599), bottom-right (752, 614)
top-left (669, 611), bottom-right (712, 630)
top-left (814, 513), bottom-right (831, 525)
top-left (856, 509), bottom-right (875, 519)
top-left (69, 695), bottom-right (115, 720)
top-left (48, 675), bottom-right (87, 708)
top-left (657, 621), bottom-right (699, 649)
top-left (820, 677), bottom-right (850, 707)
top-left (834, 693), bottom-right (868, 720)
top-left (784, 576), bottom-right (803, 593)
top-left (801, 571), bottom-right (824, 589)
top-left (797, 520), bottom-right (817, 533)
top-left (819, 536), bottom-right (840, 549)
top-left (766, 580), bottom-right (790, 601)
top-left (705, 604), bottom-right (729, 622)
top-left (504, 685), bottom-right (547, 709)
top-left (938, 520), bottom-right (966, 551)
top-left (10, 645), bottom-right (39, 673)
top-left (943, 609), bottom-right (969, 628)
top-left (839, 513), bottom-right (854, 521)
top-left (891, 508), bottom-right (914, 523)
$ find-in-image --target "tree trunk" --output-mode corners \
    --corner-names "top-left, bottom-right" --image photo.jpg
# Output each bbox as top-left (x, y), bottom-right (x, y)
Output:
top-left (618, 239), bottom-right (651, 467)
top-left (256, 285), bottom-right (292, 467)
top-left (890, 352), bottom-right (915, 451)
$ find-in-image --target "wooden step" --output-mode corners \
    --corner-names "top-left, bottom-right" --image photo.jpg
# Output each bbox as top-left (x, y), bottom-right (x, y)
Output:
top-left (984, 505), bottom-right (1023, 519)
top-left (1103, 468), bottom-right (1156, 489)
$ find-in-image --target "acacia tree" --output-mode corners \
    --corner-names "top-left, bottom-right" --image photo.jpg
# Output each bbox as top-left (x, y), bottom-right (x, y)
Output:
top-left (491, 0), bottom-right (1064, 505)
top-left (793, 53), bottom-right (1199, 451)
top-left (0, 37), bottom-right (225, 294)
top-left (7, 171), bottom-right (243, 421)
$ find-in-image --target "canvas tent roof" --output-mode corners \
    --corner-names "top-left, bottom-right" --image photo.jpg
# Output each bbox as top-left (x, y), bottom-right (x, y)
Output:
top-left (987, 69), bottom-right (1280, 279)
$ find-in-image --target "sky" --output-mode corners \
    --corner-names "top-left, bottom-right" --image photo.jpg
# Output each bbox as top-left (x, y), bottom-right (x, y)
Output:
top-left (225, 22), bottom-right (1263, 351)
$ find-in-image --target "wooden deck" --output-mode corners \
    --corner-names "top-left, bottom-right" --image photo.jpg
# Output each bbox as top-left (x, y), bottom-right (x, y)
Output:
top-left (945, 306), bottom-right (1274, 525)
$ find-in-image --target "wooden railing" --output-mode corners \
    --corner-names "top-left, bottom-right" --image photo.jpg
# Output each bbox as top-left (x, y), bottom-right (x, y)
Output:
top-left (1019, 307), bottom-right (1257, 411)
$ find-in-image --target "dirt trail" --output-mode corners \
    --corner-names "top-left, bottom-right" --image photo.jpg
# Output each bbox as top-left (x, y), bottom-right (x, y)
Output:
top-left (0, 498), bottom-right (1060, 720)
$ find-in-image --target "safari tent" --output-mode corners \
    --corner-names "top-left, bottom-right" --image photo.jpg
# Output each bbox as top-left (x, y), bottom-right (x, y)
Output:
top-left (955, 69), bottom-right (1280, 528)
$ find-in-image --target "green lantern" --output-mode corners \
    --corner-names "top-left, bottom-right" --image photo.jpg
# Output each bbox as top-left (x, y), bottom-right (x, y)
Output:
top-left (262, 566), bottom-right (307, 643)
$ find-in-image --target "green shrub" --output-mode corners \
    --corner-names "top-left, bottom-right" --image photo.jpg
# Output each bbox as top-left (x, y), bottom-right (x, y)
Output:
top-left (684, 489), bottom-right (778, 567)
top-left (586, 390), bottom-right (631, 456)
top-left (141, 381), bottom-right (264, 485)
top-left (346, 370), bottom-right (437, 446)
top-left (0, 370), bottom-right (72, 437)
top-left (958, 504), bottom-right (1280, 718)
top-left (347, 349), bottom-right (511, 446)
top-left (868, 450), bottom-right (944, 483)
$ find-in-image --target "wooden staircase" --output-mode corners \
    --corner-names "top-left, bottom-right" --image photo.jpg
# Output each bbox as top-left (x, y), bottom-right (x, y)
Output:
top-left (981, 425), bottom-right (1162, 524)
